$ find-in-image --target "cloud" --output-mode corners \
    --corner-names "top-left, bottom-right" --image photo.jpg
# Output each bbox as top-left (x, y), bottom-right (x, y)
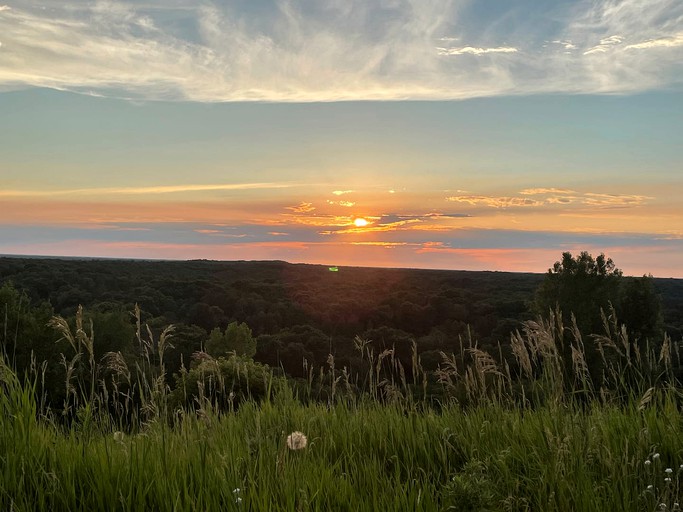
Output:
top-left (0, 182), bottom-right (294, 198)
top-left (626, 33), bottom-right (683, 50)
top-left (436, 46), bottom-right (518, 56)
top-left (583, 193), bottom-right (652, 207)
top-left (2, 219), bottom-right (682, 276)
top-left (446, 195), bottom-right (544, 208)
top-left (447, 191), bottom-right (652, 209)
top-left (560, 0), bottom-right (683, 92)
top-left (519, 188), bottom-right (576, 196)
top-left (327, 200), bottom-right (355, 207)
top-left (0, 0), bottom-right (682, 101)
top-left (350, 241), bottom-right (412, 248)
top-left (286, 202), bottom-right (316, 214)
top-left (583, 35), bottom-right (623, 55)
top-left (332, 190), bottom-right (353, 196)
top-left (551, 40), bottom-right (577, 50)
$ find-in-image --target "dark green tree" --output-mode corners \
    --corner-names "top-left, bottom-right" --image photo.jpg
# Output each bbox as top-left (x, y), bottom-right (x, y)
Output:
top-left (534, 251), bottom-right (622, 335)
top-left (618, 275), bottom-right (663, 342)
top-left (205, 321), bottom-right (256, 358)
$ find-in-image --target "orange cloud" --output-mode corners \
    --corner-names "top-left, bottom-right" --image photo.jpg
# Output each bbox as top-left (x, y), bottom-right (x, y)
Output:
top-left (519, 188), bottom-right (576, 195)
top-left (446, 195), bottom-right (544, 208)
top-left (285, 202), bottom-right (316, 213)
top-left (0, 182), bottom-right (294, 198)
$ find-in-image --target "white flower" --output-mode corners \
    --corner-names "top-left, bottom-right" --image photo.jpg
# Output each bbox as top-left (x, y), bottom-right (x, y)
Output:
top-left (645, 460), bottom-right (652, 466)
top-left (647, 485), bottom-right (654, 490)
top-left (286, 431), bottom-right (308, 450)
top-left (654, 453), bottom-right (661, 460)
top-left (666, 468), bottom-right (673, 474)
top-left (665, 477), bottom-right (672, 483)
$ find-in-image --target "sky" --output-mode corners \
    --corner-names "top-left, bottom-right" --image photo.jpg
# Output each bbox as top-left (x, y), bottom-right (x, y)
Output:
top-left (0, 0), bottom-right (682, 277)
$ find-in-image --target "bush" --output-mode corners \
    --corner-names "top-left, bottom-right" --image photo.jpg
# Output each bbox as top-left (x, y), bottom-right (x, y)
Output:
top-left (170, 355), bottom-right (281, 412)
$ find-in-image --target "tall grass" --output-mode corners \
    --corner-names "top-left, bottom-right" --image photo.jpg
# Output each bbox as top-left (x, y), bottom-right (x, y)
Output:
top-left (1, 304), bottom-right (681, 511)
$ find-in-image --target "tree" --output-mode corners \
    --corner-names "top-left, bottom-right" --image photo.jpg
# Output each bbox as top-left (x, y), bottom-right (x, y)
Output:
top-left (534, 252), bottom-right (667, 392)
top-left (619, 275), bottom-right (663, 342)
top-left (205, 321), bottom-right (256, 358)
top-left (534, 251), bottom-right (622, 335)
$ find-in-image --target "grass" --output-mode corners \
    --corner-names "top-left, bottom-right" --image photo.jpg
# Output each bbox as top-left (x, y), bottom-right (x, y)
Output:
top-left (1, 306), bottom-right (682, 511)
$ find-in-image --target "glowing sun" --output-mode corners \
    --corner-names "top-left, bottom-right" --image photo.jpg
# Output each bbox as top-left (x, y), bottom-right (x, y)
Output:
top-left (353, 217), bottom-right (369, 227)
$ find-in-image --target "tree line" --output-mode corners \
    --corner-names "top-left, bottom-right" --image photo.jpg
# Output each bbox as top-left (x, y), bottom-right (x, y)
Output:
top-left (0, 253), bottom-right (680, 411)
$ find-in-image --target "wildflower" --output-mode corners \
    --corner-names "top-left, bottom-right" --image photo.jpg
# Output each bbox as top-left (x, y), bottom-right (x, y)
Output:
top-left (113, 431), bottom-right (124, 443)
top-left (665, 478), bottom-right (672, 483)
top-left (645, 460), bottom-right (652, 466)
top-left (286, 431), bottom-right (308, 450)
top-left (666, 468), bottom-right (673, 474)
top-left (647, 485), bottom-right (654, 490)
top-left (654, 453), bottom-right (661, 460)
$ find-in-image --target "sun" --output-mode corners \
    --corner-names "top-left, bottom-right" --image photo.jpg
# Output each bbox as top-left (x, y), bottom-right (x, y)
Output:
top-left (353, 217), bottom-right (369, 227)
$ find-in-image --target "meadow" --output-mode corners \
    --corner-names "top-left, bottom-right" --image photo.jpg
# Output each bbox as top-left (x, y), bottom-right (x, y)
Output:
top-left (1, 304), bottom-right (682, 511)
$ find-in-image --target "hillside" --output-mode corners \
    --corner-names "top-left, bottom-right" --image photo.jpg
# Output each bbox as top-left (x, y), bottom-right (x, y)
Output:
top-left (1, 256), bottom-right (681, 389)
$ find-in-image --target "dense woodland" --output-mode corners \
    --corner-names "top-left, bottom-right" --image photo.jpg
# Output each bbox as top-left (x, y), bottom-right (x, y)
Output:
top-left (1, 255), bottom-right (682, 410)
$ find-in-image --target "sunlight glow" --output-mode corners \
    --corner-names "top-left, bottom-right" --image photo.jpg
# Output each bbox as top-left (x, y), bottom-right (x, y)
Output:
top-left (353, 218), bottom-right (369, 227)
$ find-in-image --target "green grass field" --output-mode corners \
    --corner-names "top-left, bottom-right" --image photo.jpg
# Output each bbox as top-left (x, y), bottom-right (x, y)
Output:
top-left (1, 308), bottom-right (682, 511)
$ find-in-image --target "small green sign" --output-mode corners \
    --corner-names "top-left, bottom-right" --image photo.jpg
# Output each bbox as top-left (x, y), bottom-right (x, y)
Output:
top-left (328, 267), bottom-right (339, 272)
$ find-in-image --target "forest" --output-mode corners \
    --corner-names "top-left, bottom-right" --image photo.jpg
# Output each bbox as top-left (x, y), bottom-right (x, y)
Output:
top-left (1, 253), bottom-right (682, 410)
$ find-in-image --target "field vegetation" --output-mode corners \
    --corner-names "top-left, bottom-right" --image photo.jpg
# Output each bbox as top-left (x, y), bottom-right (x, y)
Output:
top-left (1, 253), bottom-right (682, 510)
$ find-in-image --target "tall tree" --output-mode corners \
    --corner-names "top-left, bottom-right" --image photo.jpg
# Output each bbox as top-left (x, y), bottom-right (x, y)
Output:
top-left (534, 251), bottom-right (622, 335)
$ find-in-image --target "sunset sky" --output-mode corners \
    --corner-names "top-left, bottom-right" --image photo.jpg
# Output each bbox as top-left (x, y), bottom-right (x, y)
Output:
top-left (1, 0), bottom-right (682, 277)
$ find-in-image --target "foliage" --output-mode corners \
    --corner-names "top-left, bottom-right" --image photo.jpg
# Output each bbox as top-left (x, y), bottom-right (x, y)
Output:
top-left (206, 321), bottom-right (256, 358)
top-left (535, 251), bottom-right (623, 335)
top-left (170, 354), bottom-right (279, 412)
top-left (2, 349), bottom-right (683, 511)
top-left (619, 275), bottom-right (663, 342)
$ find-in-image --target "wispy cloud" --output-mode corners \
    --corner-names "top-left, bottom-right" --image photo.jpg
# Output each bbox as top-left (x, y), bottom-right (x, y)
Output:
top-left (286, 202), bottom-right (316, 214)
top-left (583, 193), bottom-right (652, 207)
top-left (436, 46), bottom-right (518, 56)
top-left (626, 33), bottom-right (683, 50)
top-left (583, 35), bottom-right (623, 55)
top-left (551, 40), bottom-right (577, 51)
top-left (520, 188), bottom-right (576, 195)
top-left (447, 190), bottom-right (652, 209)
top-left (0, 0), bottom-right (681, 101)
top-left (0, 182), bottom-right (294, 198)
top-left (561, 0), bottom-right (683, 92)
top-left (446, 195), bottom-right (544, 208)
